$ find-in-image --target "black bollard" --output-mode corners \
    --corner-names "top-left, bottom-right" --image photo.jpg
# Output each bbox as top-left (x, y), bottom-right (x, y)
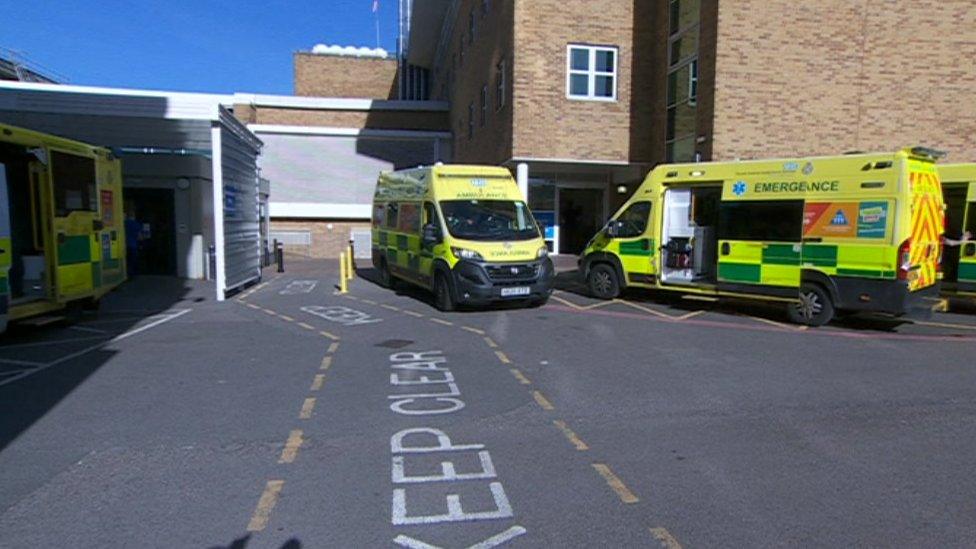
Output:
top-left (208, 244), bottom-right (216, 281)
top-left (276, 241), bottom-right (284, 273)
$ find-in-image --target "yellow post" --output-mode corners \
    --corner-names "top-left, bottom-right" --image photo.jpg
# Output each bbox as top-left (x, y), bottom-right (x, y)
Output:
top-left (346, 245), bottom-right (355, 280)
top-left (338, 252), bottom-right (348, 293)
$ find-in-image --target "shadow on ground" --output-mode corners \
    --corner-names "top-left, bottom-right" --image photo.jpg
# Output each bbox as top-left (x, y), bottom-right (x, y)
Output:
top-left (0, 275), bottom-right (209, 451)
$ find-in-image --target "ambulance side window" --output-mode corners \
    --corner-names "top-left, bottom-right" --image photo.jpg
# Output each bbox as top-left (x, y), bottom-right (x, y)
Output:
top-left (718, 200), bottom-right (803, 242)
top-left (51, 151), bottom-right (97, 216)
top-left (615, 201), bottom-right (652, 238)
top-left (372, 203), bottom-right (386, 228)
top-left (385, 202), bottom-right (399, 229)
top-left (423, 202), bottom-right (441, 229)
top-left (966, 203), bottom-right (976, 235)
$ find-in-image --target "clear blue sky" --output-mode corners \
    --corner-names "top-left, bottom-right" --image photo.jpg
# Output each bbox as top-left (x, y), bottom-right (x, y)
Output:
top-left (2, 0), bottom-right (399, 95)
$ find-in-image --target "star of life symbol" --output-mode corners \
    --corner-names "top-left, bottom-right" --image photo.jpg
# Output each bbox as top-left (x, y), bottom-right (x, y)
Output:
top-left (732, 181), bottom-right (747, 196)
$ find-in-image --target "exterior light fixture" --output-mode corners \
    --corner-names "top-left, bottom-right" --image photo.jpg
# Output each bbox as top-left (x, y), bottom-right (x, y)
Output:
top-left (616, 185), bottom-right (628, 194)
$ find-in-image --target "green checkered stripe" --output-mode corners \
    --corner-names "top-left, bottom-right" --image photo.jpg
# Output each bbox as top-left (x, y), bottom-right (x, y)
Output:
top-left (617, 238), bottom-right (655, 257)
top-left (376, 229), bottom-right (422, 270)
top-left (960, 261), bottom-right (976, 283)
top-left (718, 243), bottom-right (896, 285)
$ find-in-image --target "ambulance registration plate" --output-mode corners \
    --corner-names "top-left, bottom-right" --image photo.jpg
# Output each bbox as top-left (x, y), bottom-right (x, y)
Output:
top-left (500, 286), bottom-right (531, 297)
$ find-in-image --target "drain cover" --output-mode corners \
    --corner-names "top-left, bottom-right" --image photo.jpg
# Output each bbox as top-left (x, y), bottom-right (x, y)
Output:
top-left (376, 339), bottom-right (414, 349)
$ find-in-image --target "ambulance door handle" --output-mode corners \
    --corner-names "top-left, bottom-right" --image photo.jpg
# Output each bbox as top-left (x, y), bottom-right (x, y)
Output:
top-left (803, 237), bottom-right (823, 243)
top-left (720, 242), bottom-right (730, 256)
top-left (57, 232), bottom-right (66, 245)
top-left (964, 243), bottom-right (976, 257)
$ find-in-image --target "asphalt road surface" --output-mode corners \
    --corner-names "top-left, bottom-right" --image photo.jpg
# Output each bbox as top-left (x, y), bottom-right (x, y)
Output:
top-left (2, 259), bottom-right (976, 548)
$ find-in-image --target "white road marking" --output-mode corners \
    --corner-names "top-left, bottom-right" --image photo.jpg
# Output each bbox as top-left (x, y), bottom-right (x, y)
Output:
top-left (301, 305), bottom-right (382, 326)
top-left (0, 309), bottom-right (191, 388)
top-left (279, 280), bottom-right (318, 295)
top-left (394, 526), bottom-right (527, 549)
top-left (392, 482), bottom-right (514, 525)
top-left (68, 325), bottom-right (107, 334)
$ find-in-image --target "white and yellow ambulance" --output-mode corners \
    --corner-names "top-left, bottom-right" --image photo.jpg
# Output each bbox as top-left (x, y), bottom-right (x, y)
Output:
top-left (939, 163), bottom-right (976, 299)
top-left (580, 148), bottom-right (945, 326)
top-left (372, 164), bottom-right (553, 311)
top-left (0, 123), bottom-right (126, 333)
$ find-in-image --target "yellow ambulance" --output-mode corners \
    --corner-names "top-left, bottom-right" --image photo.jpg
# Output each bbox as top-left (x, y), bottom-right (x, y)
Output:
top-left (0, 123), bottom-right (126, 333)
top-left (580, 148), bottom-right (945, 326)
top-left (372, 164), bottom-right (553, 311)
top-left (939, 163), bottom-right (976, 299)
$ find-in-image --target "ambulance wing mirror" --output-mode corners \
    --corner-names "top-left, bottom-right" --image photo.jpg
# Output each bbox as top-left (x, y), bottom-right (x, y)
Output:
top-left (422, 223), bottom-right (442, 246)
top-left (606, 220), bottom-right (621, 238)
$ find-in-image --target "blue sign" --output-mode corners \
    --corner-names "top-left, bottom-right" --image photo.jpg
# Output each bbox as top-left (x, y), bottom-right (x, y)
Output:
top-left (534, 210), bottom-right (556, 240)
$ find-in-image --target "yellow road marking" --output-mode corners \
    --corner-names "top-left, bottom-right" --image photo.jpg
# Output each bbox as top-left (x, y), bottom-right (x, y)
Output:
top-left (278, 430), bottom-right (303, 464)
top-left (298, 322), bottom-right (315, 330)
top-left (681, 294), bottom-right (719, 302)
top-left (262, 309), bottom-right (276, 316)
top-left (430, 317), bottom-right (454, 326)
top-left (310, 374), bottom-right (326, 391)
top-left (402, 310), bottom-right (424, 318)
top-left (915, 320), bottom-right (976, 331)
top-left (327, 342), bottom-right (340, 353)
top-left (462, 326), bottom-right (486, 335)
top-left (278, 314), bottom-right (295, 322)
top-left (509, 368), bottom-right (531, 385)
top-left (381, 304), bottom-right (401, 311)
top-left (495, 351), bottom-right (511, 364)
top-left (246, 480), bottom-right (284, 532)
top-left (675, 310), bottom-right (704, 320)
top-left (618, 299), bottom-right (677, 319)
top-left (320, 331), bottom-right (340, 341)
top-left (246, 303), bottom-right (261, 310)
top-left (299, 397), bottom-right (316, 419)
top-left (649, 527), bottom-right (683, 548)
top-left (483, 336), bottom-right (498, 348)
top-left (592, 463), bottom-right (639, 504)
top-left (320, 355), bottom-right (333, 371)
top-left (553, 420), bottom-right (588, 450)
top-left (532, 390), bottom-right (554, 410)
top-left (550, 292), bottom-right (616, 311)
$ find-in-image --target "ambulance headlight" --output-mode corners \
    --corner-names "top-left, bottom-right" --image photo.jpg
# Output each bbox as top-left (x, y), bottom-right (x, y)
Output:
top-left (451, 247), bottom-right (484, 261)
top-left (536, 246), bottom-right (549, 259)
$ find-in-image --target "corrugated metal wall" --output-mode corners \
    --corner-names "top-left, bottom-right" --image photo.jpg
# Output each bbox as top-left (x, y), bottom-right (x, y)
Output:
top-left (220, 125), bottom-right (261, 292)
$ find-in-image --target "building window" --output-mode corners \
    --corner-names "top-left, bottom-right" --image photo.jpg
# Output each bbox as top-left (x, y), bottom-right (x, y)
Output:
top-left (459, 36), bottom-right (465, 66)
top-left (480, 85), bottom-right (488, 127)
top-left (469, 11), bottom-right (476, 43)
top-left (566, 44), bottom-right (617, 101)
top-left (468, 102), bottom-right (475, 139)
top-left (482, 0), bottom-right (490, 16)
top-left (666, 0), bottom-right (701, 162)
top-left (495, 58), bottom-right (506, 110)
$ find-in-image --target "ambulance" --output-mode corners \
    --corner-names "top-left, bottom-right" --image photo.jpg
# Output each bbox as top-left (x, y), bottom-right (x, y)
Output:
top-left (580, 148), bottom-right (945, 326)
top-left (939, 163), bottom-right (976, 299)
top-left (0, 123), bottom-right (126, 333)
top-left (371, 164), bottom-right (553, 311)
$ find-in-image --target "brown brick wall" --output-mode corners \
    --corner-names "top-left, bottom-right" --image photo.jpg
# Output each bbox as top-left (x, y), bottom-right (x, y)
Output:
top-left (511, 0), bottom-right (655, 163)
top-left (431, 0), bottom-right (515, 164)
top-left (711, 0), bottom-right (976, 161)
top-left (294, 53), bottom-right (398, 99)
top-left (235, 105), bottom-right (449, 131)
top-left (272, 219), bottom-right (370, 259)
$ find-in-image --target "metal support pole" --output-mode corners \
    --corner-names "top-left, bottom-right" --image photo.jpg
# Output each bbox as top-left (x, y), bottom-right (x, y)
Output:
top-left (346, 245), bottom-right (355, 280)
top-left (275, 240), bottom-right (284, 273)
top-left (338, 252), bottom-right (348, 294)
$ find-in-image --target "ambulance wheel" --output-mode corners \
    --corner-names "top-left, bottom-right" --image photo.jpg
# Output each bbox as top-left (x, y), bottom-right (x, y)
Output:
top-left (788, 283), bottom-right (834, 327)
top-left (434, 272), bottom-right (456, 312)
top-left (587, 264), bottom-right (620, 300)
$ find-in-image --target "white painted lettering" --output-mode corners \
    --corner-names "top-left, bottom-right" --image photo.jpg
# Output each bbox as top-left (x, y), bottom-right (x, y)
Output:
top-left (391, 351), bottom-right (445, 362)
top-left (392, 451), bottom-right (497, 484)
top-left (390, 428), bottom-right (484, 454)
top-left (393, 526), bottom-right (527, 549)
top-left (388, 382), bottom-right (461, 399)
top-left (391, 371), bottom-right (455, 385)
top-left (392, 482), bottom-right (514, 525)
top-left (390, 398), bottom-right (466, 415)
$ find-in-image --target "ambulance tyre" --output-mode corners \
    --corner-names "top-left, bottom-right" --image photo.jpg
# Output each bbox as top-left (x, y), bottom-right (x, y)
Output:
top-left (587, 263), bottom-right (620, 300)
top-left (434, 272), bottom-right (456, 312)
top-left (788, 283), bottom-right (834, 327)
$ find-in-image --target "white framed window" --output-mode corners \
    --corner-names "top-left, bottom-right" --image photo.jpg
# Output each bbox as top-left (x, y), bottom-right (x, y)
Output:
top-left (688, 59), bottom-right (698, 105)
top-left (566, 44), bottom-right (618, 101)
top-left (480, 85), bottom-right (488, 127)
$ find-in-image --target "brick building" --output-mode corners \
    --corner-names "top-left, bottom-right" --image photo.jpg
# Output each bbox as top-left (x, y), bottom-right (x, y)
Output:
top-left (399, 0), bottom-right (976, 255)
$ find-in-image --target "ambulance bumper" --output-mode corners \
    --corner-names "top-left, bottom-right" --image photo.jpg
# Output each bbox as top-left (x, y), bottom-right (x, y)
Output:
top-left (450, 258), bottom-right (555, 306)
top-left (834, 277), bottom-right (941, 318)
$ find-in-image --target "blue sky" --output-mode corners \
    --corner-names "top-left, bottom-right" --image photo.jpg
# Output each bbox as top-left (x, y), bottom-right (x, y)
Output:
top-left (2, 0), bottom-right (399, 95)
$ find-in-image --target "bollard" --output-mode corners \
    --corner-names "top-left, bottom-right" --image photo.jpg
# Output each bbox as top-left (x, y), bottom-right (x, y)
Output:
top-left (346, 245), bottom-right (355, 281)
top-left (276, 241), bottom-right (284, 273)
top-left (208, 244), bottom-right (217, 281)
top-left (338, 252), bottom-right (348, 294)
